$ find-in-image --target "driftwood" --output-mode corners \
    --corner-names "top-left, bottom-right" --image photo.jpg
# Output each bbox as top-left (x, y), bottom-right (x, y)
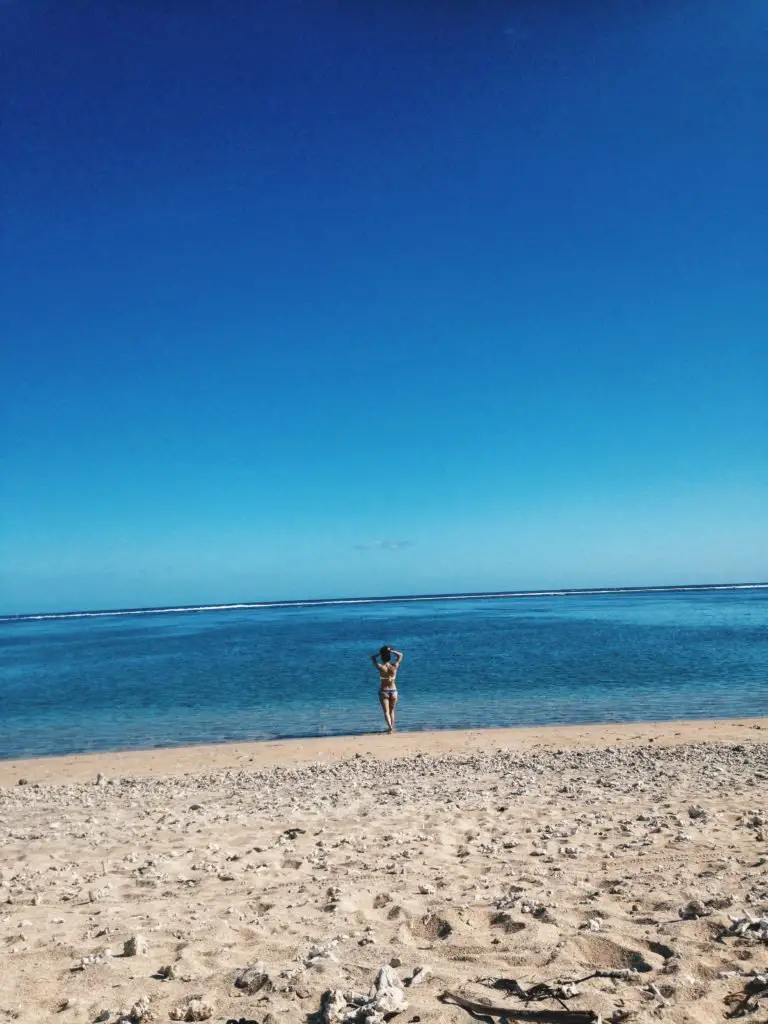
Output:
top-left (440, 967), bottom-right (637, 1021)
top-left (725, 977), bottom-right (768, 1019)
top-left (484, 972), bottom-right (634, 1011)
top-left (439, 991), bottom-right (599, 1023)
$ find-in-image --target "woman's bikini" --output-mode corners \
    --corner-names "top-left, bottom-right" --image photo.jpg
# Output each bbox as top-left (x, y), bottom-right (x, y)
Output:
top-left (378, 663), bottom-right (398, 698)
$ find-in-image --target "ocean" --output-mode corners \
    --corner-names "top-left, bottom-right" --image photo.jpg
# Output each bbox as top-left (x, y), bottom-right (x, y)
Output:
top-left (1, 585), bottom-right (766, 760)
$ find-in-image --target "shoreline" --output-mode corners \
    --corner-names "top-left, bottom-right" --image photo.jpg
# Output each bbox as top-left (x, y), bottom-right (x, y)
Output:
top-left (2, 715), bottom-right (766, 786)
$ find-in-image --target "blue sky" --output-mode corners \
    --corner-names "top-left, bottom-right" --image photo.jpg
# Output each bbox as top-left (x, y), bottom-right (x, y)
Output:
top-left (2, 0), bottom-right (767, 614)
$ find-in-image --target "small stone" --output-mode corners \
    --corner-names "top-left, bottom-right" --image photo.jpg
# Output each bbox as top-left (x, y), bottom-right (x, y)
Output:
top-left (320, 965), bottom-right (408, 1022)
top-left (95, 1012), bottom-right (110, 1023)
top-left (77, 949), bottom-right (112, 969)
top-left (157, 965), bottom-right (176, 981)
top-left (18, 778), bottom-right (29, 786)
top-left (320, 989), bottom-right (348, 1022)
top-left (124, 934), bottom-right (148, 956)
top-left (234, 962), bottom-right (272, 995)
top-left (168, 998), bottom-right (213, 1022)
top-left (128, 996), bottom-right (152, 1021)
top-left (679, 900), bottom-right (710, 920)
top-left (96, 773), bottom-right (107, 786)
top-left (406, 966), bottom-right (432, 987)
top-left (418, 884), bottom-right (436, 895)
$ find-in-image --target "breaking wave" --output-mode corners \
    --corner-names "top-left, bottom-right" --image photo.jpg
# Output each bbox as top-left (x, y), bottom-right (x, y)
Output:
top-left (2, 583), bottom-right (766, 624)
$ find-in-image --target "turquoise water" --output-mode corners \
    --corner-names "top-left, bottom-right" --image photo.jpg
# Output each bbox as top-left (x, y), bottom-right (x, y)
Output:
top-left (0, 587), bottom-right (766, 759)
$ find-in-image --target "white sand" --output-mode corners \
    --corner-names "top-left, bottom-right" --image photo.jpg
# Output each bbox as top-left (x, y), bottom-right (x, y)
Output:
top-left (1, 719), bottom-right (766, 1023)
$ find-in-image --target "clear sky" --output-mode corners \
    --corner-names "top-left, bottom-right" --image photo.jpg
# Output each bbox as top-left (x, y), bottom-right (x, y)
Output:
top-left (2, 0), bottom-right (767, 614)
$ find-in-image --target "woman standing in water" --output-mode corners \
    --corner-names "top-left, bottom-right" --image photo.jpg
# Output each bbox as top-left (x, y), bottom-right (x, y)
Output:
top-left (371, 645), bottom-right (403, 733)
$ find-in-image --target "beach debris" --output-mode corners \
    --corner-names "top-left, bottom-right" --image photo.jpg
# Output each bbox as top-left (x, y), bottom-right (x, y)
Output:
top-left (468, 968), bottom-right (639, 1023)
top-left (644, 982), bottom-right (669, 1007)
top-left (321, 990), bottom-right (349, 1022)
top-left (281, 827), bottom-right (306, 841)
top-left (234, 962), bottom-right (273, 994)
top-left (169, 997), bottom-right (214, 1021)
top-left (518, 897), bottom-right (555, 920)
top-left (305, 939), bottom-right (341, 968)
top-left (724, 975), bottom-right (768, 1018)
top-left (740, 810), bottom-right (766, 830)
top-left (75, 949), bottom-right (112, 969)
top-left (124, 934), bottom-right (148, 956)
top-left (482, 970), bottom-right (637, 1003)
top-left (678, 899), bottom-right (710, 919)
top-left (325, 885), bottom-right (342, 907)
top-left (706, 894), bottom-right (735, 910)
top-left (405, 966), bottom-right (432, 987)
top-left (122, 996), bottom-right (152, 1022)
top-left (439, 990), bottom-right (599, 1023)
top-left (722, 915), bottom-right (768, 944)
top-left (320, 965), bottom-right (408, 1022)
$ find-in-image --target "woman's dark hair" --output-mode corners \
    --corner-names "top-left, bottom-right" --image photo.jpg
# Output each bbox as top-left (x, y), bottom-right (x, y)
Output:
top-left (379, 645), bottom-right (391, 662)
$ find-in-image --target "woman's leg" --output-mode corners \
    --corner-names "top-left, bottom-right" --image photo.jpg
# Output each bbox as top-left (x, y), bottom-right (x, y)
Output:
top-left (380, 695), bottom-right (393, 732)
top-left (389, 694), bottom-right (398, 732)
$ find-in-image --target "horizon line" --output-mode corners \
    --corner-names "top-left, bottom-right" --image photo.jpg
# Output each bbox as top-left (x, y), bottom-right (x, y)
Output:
top-left (1, 580), bottom-right (766, 624)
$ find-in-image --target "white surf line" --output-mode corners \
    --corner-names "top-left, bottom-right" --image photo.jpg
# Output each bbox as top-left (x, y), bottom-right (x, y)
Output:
top-left (2, 583), bottom-right (767, 623)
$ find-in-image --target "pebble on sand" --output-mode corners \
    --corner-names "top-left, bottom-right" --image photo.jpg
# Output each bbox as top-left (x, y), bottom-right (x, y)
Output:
top-left (124, 934), bottom-right (149, 957)
top-left (168, 997), bottom-right (214, 1021)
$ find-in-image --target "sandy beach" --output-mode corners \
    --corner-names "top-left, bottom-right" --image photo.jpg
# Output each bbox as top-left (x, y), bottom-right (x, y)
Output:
top-left (1, 719), bottom-right (767, 1023)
